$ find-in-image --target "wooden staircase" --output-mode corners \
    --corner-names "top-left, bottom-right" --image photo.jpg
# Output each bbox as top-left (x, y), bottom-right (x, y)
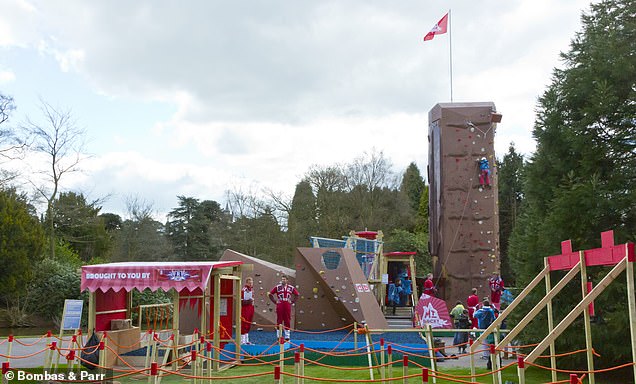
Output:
top-left (384, 306), bottom-right (413, 329)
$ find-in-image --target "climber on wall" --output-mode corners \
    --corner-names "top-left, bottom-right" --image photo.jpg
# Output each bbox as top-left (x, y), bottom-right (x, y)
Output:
top-left (478, 157), bottom-right (491, 187)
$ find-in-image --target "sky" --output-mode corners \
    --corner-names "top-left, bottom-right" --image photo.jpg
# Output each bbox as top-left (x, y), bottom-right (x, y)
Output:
top-left (0, 0), bottom-right (593, 220)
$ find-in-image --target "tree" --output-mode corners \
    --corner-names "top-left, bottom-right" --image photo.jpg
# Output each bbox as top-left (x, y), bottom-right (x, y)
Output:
top-left (0, 94), bottom-right (25, 185)
top-left (497, 143), bottom-right (525, 284)
top-left (50, 192), bottom-right (111, 262)
top-left (287, 180), bottom-right (317, 248)
top-left (112, 196), bottom-right (171, 262)
top-left (165, 196), bottom-right (224, 260)
top-left (400, 162), bottom-right (425, 213)
top-left (23, 101), bottom-right (86, 258)
top-left (509, 0), bottom-right (636, 368)
top-left (0, 188), bottom-right (45, 302)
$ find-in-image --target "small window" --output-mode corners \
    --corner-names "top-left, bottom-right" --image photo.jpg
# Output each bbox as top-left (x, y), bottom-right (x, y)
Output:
top-left (322, 251), bottom-right (341, 270)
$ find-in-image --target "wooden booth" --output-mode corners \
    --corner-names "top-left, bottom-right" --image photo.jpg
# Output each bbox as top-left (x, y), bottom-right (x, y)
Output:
top-left (80, 261), bottom-right (245, 370)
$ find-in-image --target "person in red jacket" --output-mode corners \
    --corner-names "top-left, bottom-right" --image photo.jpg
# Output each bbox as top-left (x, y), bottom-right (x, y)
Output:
top-left (466, 288), bottom-right (480, 329)
top-left (488, 272), bottom-right (505, 310)
top-left (423, 273), bottom-right (436, 296)
top-left (268, 275), bottom-right (299, 341)
top-left (240, 277), bottom-right (255, 345)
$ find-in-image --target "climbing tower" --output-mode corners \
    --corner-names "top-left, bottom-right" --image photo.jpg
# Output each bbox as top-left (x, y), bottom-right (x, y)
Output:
top-left (428, 102), bottom-right (502, 305)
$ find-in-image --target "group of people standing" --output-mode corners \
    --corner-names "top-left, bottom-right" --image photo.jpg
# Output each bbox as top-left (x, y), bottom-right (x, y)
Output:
top-left (449, 272), bottom-right (505, 368)
top-left (240, 274), bottom-right (299, 345)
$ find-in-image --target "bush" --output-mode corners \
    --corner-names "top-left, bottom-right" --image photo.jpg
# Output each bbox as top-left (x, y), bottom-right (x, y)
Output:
top-left (26, 257), bottom-right (85, 324)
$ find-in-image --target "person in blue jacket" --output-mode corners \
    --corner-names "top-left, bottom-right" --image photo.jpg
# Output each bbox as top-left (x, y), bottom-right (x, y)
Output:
top-left (478, 157), bottom-right (491, 186)
top-left (473, 299), bottom-right (496, 362)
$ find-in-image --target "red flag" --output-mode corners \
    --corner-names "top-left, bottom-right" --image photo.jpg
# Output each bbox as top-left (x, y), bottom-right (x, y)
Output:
top-left (423, 13), bottom-right (448, 41)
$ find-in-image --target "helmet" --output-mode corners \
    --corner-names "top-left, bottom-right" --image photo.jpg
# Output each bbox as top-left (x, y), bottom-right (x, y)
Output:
top-left (480, 157), bottom-right (487, 161)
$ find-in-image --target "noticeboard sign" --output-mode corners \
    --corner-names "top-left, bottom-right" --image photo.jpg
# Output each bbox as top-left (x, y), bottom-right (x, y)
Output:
top-left (61, 299), bottom-right (84, 330)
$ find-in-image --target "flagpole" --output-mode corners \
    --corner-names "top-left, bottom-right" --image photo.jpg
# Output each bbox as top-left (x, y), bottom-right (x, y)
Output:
top-left (449, 9), bottom-right (453, 102)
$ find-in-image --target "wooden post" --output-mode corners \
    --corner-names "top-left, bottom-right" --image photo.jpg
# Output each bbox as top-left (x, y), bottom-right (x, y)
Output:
top-left (469, 337), bottom-right (476, 379)
top-left (354, 322), bottom-right (358, 350)
top-left (493, 328), bottom-right (502, 384)
top-left (294, 351), bottom-right (300, 384)
top-left (146, 332), bottom-right (157, 384)
top-left (234, 266), bottom-right (243, 366)
top-left (212, 273), bottom-right (221, 371)
top-left (98, 340), bottom-right (105, 381)
top-left (625, 244), bottom-right (636, 384)
top-left (172, 289), bottom-right (180, 371)
top-left (544, 258), bottom-right (558, 384)
top-left (364, 326), bottom-right (374, 381)
top-left (387, 345), bottom-right (393, 381)
top-left (489, 344), bottom-right (498, 384)
top-left (278, 335), bottom-right (285, 383)
top-left (88, 291), bottom-right (96, 335)
top-left (300, 343), bottom-right (305, 384)
top-left (425, 325), bottom-right (437, 384)
top-left (380, 338), bottom-right (386, 384)
top-left (5, 335), bottom-right (13, 365)
top-left (517, 356), bottom-right (525, 384)
top-left (191, 350), bottom-right (198, 384)
top-left (46, 341), bottom-right (56, 370)
top-left (402, 355), bottom-right (408, 384)
top-left (579, 251), bottom-right (595, 384)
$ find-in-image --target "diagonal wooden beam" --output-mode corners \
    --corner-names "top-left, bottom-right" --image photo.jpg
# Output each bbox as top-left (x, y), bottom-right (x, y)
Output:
top-left (497, 262), bottom-right (581, 349)
top-left (524, 257), bottom-right (627, 364)
top-left (472, 264), bottom-right (550, 348)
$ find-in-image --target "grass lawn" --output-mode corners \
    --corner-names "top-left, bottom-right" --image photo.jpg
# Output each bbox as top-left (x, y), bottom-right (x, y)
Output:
top-left (112, 364), bottom-right (629, 383)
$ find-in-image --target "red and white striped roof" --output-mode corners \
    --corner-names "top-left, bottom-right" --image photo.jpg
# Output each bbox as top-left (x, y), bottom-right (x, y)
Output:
top-left (81, 261), bottom-right (243, 293)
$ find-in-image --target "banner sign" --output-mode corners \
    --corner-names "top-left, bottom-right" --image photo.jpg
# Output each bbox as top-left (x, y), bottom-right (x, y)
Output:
top-left (61, 299), bottom-right (84, 330)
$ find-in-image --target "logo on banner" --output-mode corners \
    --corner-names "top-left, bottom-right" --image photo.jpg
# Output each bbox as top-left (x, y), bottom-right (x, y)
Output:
top-left (158, 269), bottom-right (201, 282)
top-left (418, 302), bottom-right (450, 328)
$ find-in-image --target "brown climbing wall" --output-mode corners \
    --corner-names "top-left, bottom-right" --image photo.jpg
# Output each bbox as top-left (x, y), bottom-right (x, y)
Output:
top-left (219, 249), bottom-right (296, 328)
top-left (428, 102), bottom-right (501, 306)
top-left (294, 247), bottom-right (388, 330)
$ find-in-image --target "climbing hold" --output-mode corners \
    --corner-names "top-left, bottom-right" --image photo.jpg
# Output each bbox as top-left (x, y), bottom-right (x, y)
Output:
top-left (313, 287), bottom-right (318, 294)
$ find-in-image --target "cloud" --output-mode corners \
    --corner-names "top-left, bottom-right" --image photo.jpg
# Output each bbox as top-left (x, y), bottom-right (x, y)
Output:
top-left (0, 70), bottom-right (16, 83)
top-left (0, 0), bottom-right (595, 217)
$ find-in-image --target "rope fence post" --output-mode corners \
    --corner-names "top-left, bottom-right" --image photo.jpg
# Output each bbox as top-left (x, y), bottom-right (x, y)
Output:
top-left (2, 361), bottom-right (9, 381)
top-left (364, 325), bottom-right (374, 381)
top-left (422, 367), bottom-right (429, 383)
top-left (68, 335), bottom-right (78, 371)
top-left (45, 330), bottom-right (52, 368)
top-left (45, 341), bottom-right (56, 370)
top-left (380, 338), bottom-right (385, 384)
top-left (354, 322), bottom-right (358, 350)
top-left (517, 356), bottom-right (525, 384)
top-left (206, 341), bottom-right (213, 379)
top-left (387, 345), bottom-right (393, 381)
top-left (489, 344), bottom-right (499, 384)
top-left (425, 324), bottom-right (437, 384)
top-left (144, 330), bottom-right (152, 384)
top-left (150, 361), bottom-right (158, 384)
top-left (469, 337), bottom-right (475, 380)
top-left (402, 355), bottom-right (409, 384)
top-left (191, 349), bottom-right (198, 384)
top-left (198, 336), bottom-right (205, 381)
top-left (5, 335), bottom-right (13, 365)
top-left (274, 365), bottom-right (281, 384)
top-left (294, 351), bottom-right (300, 384)
top-left (279, 336), bottom-right (285, 381)
top-left (300, 343), bottom-right (305, 384)
top-left (98, 341), bottom-right (105, 381)
top-left (146, 332), bottom-right (157, 384)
